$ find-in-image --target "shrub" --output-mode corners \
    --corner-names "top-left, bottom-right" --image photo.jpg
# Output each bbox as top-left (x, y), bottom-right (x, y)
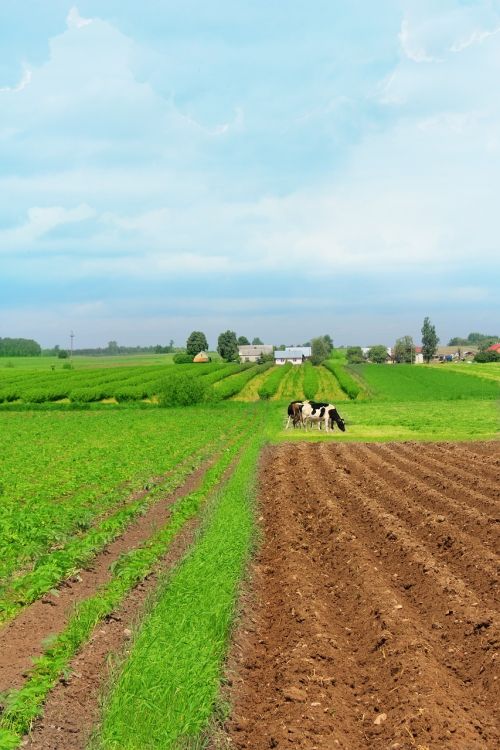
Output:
top-left (474, 350), bottom-right (500, 363)
top-left (158, 374), bottom-right (207, 407)
top-left (173, 353), bottom-right (194, 364)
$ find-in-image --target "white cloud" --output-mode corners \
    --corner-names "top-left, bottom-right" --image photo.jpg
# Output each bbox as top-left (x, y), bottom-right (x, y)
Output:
top-left (66, 7), bottom-right (93, 30)
top-left (450, 24), bottom-right (500, 53)
top-left (398, 20), bottom-right (440, 63)
top-left (0, 204), bottom-right (96, 249)
top-left (0, 67), bottom-right (32, 93)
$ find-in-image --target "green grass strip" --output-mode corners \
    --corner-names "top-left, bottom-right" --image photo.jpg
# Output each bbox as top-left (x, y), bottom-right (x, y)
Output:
top-left (93, 434), bottom-right (262, 750)
top-left (0, 432), bottom-right (252, 750)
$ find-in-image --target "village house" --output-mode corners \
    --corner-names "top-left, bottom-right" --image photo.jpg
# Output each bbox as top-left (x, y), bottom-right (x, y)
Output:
top-left (238, 344), bottom-right (273, 362)
top-left (274, 347), bottom-right (312, 365)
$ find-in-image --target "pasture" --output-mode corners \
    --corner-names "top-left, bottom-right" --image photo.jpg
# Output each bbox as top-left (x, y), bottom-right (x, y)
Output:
top-left (0, 359), bottom-right (498, 749)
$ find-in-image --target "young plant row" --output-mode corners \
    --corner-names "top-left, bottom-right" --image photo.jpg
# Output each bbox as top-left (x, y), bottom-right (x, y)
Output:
top-left (212, 361), bottom-right (273, 400)
top-left (0, 407), bottom-right (248, 598)
top-left (0, 363), bottom-right (241, 404)
top-left (302, 361), bottom-right (319, 400)
top-left (257, 362), bottom-right (292, 399)
top-left (0, 424), bottom-right (259, 750)
top-left (323, 360), bottom-right (361, 399)
top-left (94, 432), bottom-right (263, 749)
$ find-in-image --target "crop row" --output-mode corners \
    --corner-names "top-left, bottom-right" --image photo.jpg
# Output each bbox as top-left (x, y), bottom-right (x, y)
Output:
top-left (0, 406), bottom-right (250, 602)
top-left (0, 363), bottom-right (241, 404)
top-left (302, 361), bottom-right (319, 400)
top-left (213, 361), bottom-right (273, 399)
top-left (257, 362), bottom-right (292, 399)
top-left (323, 360), bottom-right (361, 399)
top-left (0, 422), bottom-right (262, 749)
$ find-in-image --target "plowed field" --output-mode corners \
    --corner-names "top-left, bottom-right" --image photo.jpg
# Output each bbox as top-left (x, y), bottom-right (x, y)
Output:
top-left (224, 442), bottom-right (499, 750)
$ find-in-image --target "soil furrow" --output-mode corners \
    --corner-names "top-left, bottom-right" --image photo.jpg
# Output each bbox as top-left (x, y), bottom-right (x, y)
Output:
top-left (316, 444), bottom-right (499, 693)
top-left (399, 442), bottom-right (500, 495)
top-left (353, 444), bottom-right (499, 593)
top-left (444, 442), bottom-right (500, 476)
top-left (222, 442), bottom-right (499, 750)
top-left (365, 443), bottom-right (499, 536)
top-left (378, 443), bottom-right (500, 517)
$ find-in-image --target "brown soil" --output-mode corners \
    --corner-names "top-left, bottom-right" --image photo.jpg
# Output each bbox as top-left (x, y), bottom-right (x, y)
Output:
top-left (0, 460), bottom-right (211, 694)
top-left (221, 442), bottom-right (499, 750)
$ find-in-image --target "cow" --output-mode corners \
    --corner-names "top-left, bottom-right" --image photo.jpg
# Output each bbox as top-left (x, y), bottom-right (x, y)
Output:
top-left (286, 400), bottom-right (304, 429)
top-left (301, 401), bottom-right (346, 432)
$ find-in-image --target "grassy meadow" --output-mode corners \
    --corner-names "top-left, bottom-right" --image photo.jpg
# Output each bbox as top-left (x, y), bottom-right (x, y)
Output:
top-left (0, 356), bottom-right (498, 749)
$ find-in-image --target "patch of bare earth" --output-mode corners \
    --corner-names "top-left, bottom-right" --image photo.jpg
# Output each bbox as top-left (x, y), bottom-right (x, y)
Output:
top-left (220, 442), bottom-right (499, 750)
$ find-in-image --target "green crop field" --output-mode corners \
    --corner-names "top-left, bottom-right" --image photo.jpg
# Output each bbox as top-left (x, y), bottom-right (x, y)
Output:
top-left (351, 363), bottom-right (499, 401)
top-left (0, 357), bottom-right (498, 749)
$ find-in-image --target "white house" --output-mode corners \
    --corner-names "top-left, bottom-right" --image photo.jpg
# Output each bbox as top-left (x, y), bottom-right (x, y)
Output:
top-left (274, 347), bottom-right (312, 365)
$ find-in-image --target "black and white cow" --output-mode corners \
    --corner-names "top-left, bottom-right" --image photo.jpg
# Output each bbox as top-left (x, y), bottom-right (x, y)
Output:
top-left (301, 401), bottom-right (346, 432)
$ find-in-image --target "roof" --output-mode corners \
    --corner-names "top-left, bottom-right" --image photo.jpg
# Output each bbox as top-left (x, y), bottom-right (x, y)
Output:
top-left (487, 343), bottom-right (500, 351)
top-left (238, 345), bottom-right (273, 356)
top-left (274, 347), bottom-right (311, 359)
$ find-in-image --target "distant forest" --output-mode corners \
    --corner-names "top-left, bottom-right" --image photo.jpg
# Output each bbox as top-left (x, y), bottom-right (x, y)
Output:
top-left (0, 338), bottom-right (174, 357)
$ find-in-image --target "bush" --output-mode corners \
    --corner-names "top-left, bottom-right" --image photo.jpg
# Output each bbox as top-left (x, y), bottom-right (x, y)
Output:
top-left (173, 353), bottom-right (194, 364)
top-left (346, 346), bottom-right (364, 364)
top-left (474, 350), bottom-right (500, 363)
top-left (158, 374), bottom-right (207, 407)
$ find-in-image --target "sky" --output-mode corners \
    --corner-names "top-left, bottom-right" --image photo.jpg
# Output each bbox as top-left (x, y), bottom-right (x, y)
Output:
top-left (1, 0), bottom-right (499, 349)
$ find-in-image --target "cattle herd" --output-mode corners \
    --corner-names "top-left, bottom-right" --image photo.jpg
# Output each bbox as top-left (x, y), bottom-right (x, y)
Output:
top-left (286, 400), bottom-right (346, 432)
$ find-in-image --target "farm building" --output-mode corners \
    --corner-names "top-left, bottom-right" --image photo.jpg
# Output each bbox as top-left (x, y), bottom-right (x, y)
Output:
top-left (238, 344), bottom-right (273, 362)
top-left (193, 351), bottom-right (210, 363)
top-left (487, 343), bottom-right (500, 352)
top-left (274, 347), bottom-right (312, 365)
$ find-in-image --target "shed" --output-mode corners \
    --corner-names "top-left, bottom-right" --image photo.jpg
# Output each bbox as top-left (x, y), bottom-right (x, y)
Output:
top-left (193, 351), bottom-right (210, 363)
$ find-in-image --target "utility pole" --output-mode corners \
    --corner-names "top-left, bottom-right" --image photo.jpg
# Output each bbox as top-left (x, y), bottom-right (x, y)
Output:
top-left (70, 330), bottom-right (74, 359)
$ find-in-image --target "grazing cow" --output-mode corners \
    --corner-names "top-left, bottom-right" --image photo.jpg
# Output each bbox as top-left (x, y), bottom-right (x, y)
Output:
top-left (301, 402), bottom-right (346, 432)
top-left (286, 400), bottom-right (304, 429)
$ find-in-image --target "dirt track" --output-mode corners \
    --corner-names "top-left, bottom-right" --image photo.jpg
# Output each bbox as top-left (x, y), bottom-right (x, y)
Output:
top-left (224, 442), bottom-right (499, 750)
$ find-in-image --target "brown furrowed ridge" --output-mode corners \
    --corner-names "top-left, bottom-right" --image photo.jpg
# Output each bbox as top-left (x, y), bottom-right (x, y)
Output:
top-left (220, 442), bottom-right (499, 750)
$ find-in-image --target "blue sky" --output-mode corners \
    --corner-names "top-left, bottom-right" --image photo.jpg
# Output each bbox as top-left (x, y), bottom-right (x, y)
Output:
top-left (1, 1), bottom-right (499, 348)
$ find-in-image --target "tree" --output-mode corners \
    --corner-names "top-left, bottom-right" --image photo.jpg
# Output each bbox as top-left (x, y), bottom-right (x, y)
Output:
top-left (394, 335), bottom-right (415, 363)
top-left (238, 336), bottom-right (250, 345)
top-left (310, 336), bottom-right (330, 365)
top-left (186, 331), bottom-right (208, 357)
top-left (421, 317), bottom-right (439, 363)
top-left (346, 346), bottom-right (364, 364)
top-left (368, 345), bottom-right (388, 364)
top-left (217, 330), bottom-right (239, 361)
top-left (252, 337), bottom-right (263, 345)
top-left (322, 334), bottom-right (334, 354)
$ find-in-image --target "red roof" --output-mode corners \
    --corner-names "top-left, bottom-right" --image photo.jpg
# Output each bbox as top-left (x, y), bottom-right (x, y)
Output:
top-left (487, 343), bottom-right (500, 351)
